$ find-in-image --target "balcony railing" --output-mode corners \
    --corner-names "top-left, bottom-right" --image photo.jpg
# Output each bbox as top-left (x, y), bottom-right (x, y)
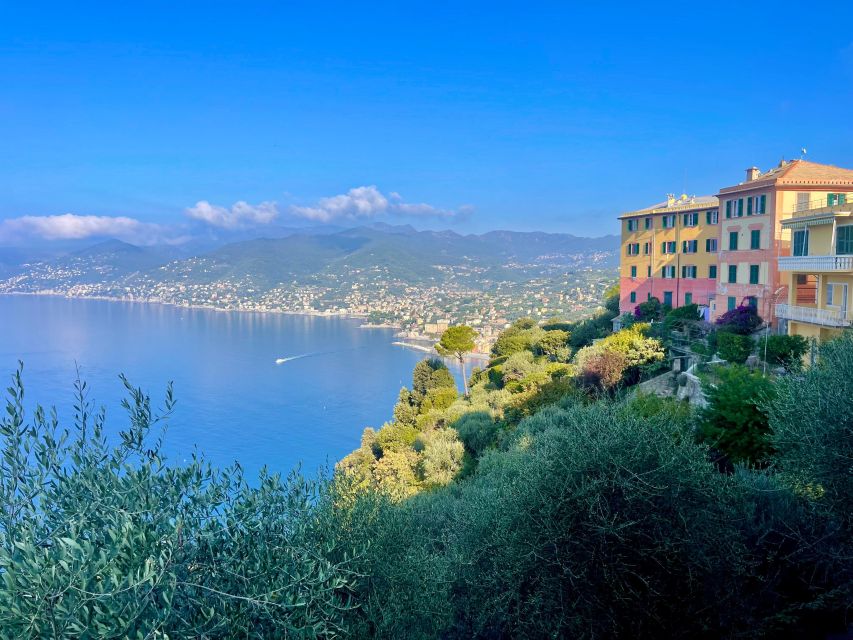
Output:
top-left (788, 194), bottom-right (852, 216)
top-left (775, 303), bottom-right (851, 327)
top-left (778, 255), bottom-right (853, 272)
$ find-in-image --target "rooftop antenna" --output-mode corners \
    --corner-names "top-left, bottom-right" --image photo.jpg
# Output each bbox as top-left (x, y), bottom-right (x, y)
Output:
top-left (800, 147), bottom-right (807, 159)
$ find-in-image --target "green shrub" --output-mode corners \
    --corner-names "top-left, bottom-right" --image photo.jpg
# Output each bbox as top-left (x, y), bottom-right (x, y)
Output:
top-left (717, 332), bottom-right (753, 364)
top-left (759, 334), bottom-right (809, 371)
top-left (700, 365), bottom-right (775, 464)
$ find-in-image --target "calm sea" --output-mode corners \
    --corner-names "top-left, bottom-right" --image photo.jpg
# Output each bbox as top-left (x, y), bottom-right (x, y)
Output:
top-left (0, 295), bottom-right (462, 479)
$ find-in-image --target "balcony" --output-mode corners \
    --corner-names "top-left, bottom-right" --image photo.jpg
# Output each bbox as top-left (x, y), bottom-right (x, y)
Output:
top-left (778, 255), bottom-right (853, 272)
top-left (775, 303), bottom-right (851, 328)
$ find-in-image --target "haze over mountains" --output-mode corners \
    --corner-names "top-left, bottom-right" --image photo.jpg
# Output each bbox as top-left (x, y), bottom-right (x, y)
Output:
top-left (0, 224), bottom-right (618, 291)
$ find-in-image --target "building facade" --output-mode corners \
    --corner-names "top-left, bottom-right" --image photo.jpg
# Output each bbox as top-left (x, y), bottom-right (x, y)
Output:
top-left (711, 160), bottom-right (853, 323)
top-left (618, 194), bottom-right (719, 315)
top-left (776, 196), bottom-right (853, 342)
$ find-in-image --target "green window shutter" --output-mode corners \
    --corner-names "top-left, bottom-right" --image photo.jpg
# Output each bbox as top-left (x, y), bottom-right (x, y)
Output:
top-left (725, 201), bottom-right (731, 218)
top-left (737, 199), bottom-right (744, 216)
top-left (685, 292), bottom-right (692, 305)
top-left (747, 197), bottom-right (753, 215)
top-left (759, 194), bottom-right (766, 213)
top-left (710, 265), bottom-right (717, 279)
top-left (749, 265), bottom-right (760, 284)
top-left (630, 292), bottom-right (636, 303)
top-left (728, 265), bottom-right (737, 283)
top-left (647, 266), bottom-right (651, 276)
top-left (631, 266), bottom-right (637, 277)
top-left (828, 193), bottom-right (837, 206)
top-left (728, 296), bottom-right (736, 311)
top-left (750, 229), bottom-right (760, 250)
top-left (840, 194), bottom-right (847, 205)
top-left (729, 231), bottom-right (738, 251)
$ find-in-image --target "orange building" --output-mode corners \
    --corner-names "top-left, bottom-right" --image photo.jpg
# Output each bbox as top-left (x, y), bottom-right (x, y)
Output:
top-left (619, 194), bottom-right (720, 315)
top-left (712, 160), bottom-right (853, 323)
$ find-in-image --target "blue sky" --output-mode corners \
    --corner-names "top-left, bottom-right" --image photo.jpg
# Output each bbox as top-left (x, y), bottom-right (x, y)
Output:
top-left (1, 1), bottom-right (852, 244)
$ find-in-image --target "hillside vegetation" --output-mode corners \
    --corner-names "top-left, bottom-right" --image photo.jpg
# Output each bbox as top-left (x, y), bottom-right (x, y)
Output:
top-left (2, 294), bottom-right (852, 637)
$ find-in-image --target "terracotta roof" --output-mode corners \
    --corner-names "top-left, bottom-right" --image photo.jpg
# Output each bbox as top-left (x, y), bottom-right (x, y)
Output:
top-left (719, 160), bottom-right (853, 194)
top-left (619, 195), bottom-right (718, 219)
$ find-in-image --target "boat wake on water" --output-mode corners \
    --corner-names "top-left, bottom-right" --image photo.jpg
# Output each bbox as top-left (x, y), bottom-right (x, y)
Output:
top-left (274, 346), bottom-right (364, 365)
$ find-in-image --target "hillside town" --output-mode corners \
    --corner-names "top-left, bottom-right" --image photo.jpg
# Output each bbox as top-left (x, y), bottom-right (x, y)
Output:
top-left (0, 252), bottom-right (616, 354)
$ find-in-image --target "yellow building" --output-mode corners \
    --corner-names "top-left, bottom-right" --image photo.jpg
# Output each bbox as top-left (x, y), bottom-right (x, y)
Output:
top-left (618, 194), bottom-right (719, 314)
top-left (776, 194), bottom-right (853, 342)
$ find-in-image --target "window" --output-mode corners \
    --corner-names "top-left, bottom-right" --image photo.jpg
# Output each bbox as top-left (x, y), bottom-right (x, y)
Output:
top-left (826, 283), bottom-right (848, 309)
top-left (626, 243), bottom-right (640, 256)
top-left (836, 226), bottom-right (853, 255)
top-left (706, 238), bottom-right (718, 252)
top-left (684, 292), bottom-right (693, 305)
top-left (746, 296), bottom-right (757, 309)
top-left (729, 231), bottom-right (739, 251)
top-left (728, 264), bottom-right (738, 283)
top-left (749, 264), bottom-right (760, 284)
top-left (681, 265), bottom-right (698, 278)
top-left (737, 199), bottom-right (744, 217)
top-left (662, 214), bottom-right (676, 228)
top-left (644, 217), bottom-right (652, 229)
top-left (828, 193), bottom-right (848, 206)
top-left (627, 219), bottom-right (638, 232)
top-left (663, 291), bottom-right (673, 307)
top-left (727, 296), bottom-right (737, 311)
top-left (643, 241), bottom-right (650, 255)
top-left (630, 292), bottom-right (637, 303)
top-left (749, 195), bottom-right (765, 215)
top-left (793, 229), bottom-right (809, 256)
top-left (796, 192), bottom-right (810, 212)
top-left (709, 265), bottom-right (718, 279)
top-left (683, 212), bottom-right (698, 227)
top-left (630, 265), bottom-right (637, 278)
top-left (682, 240), bottom-right (698, 253)
top-left (750, 229), bottom-right (761, 250)
top-left (661, 241), bottom-right (676, 254)
top-left (661, 266), bottom-right (676, 278)
top-left (647, 266), bottom-right (651, 277)
top-left (706, 210), bottom-right (719, 224)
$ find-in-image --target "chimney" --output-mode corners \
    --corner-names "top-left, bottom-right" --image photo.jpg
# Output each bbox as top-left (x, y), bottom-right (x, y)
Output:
top-left (745, 167), bottom-right (760, 182)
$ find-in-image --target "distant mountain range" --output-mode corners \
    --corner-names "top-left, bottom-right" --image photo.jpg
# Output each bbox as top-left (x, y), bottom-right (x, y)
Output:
top-left (0, 224), bottom-right (619, 292)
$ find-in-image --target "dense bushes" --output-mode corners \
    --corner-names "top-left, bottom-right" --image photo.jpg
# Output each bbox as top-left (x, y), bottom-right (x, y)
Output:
top-left (717, 331), bottom-right (754, 363)
top-left (346, 396), bottom-right (842, 638)
top-left (760, 333), bottom-right (809, 370)
top-left (700, 365), bottom-right (775, 465)
top-left (574, 322), bottom-right (665, 390)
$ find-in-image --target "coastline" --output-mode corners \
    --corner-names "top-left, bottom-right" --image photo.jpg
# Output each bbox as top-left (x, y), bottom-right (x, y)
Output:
top-left (3, 292), bottom-right (492, 359)
top-left (0, 291), bottom-right (374, 324)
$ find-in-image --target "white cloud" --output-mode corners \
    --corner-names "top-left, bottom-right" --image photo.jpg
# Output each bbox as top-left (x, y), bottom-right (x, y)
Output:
top-left (186, 200), bottom-right (279, 229)
top-left (0, 214), bottom-right (173, 245)
top-left (290, 186), bottom-right (470, 223)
